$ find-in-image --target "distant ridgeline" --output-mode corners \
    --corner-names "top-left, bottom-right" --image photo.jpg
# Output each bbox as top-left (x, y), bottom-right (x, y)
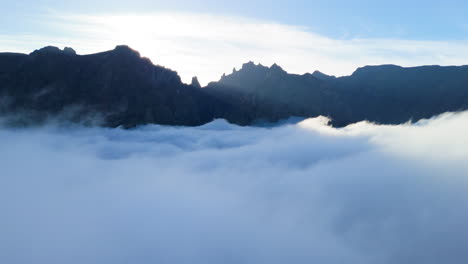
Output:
top-left (1, 45), bottom-right (468, 127)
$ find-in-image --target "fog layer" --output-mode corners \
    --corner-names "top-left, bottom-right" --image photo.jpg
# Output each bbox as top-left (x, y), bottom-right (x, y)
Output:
top-left (1, 112), bottom-right (468, 264)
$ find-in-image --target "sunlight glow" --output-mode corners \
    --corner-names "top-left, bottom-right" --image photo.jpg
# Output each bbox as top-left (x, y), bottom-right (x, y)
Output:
top-left (3, 12), bottom-right (468, 85)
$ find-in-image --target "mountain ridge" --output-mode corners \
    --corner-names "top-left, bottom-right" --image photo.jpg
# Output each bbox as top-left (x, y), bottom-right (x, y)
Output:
top-left (1, 45), bottom-right (468, 127)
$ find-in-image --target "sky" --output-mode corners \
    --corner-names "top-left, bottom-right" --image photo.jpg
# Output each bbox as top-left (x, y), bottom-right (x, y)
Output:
top-left (2, 0), bottom-right (468, 84)
top-left (1, 112), bottom-right (468, 264)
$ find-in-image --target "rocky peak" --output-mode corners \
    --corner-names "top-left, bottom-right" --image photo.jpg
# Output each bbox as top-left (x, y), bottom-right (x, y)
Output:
top-left (30, 46), bottom-right (62, 56)
top-left (236, 61), bottom-right (273, 75)
top-left (29, 46), bottom-right (77, 57)
top-left (113, 45), bottom-right (141, 57)
top-left (352, 65), bottom-right (402, 77)
top-left (242, 61), bottom-right (256, 69)
top-left (311, 70), bottom-right (336, 81)
top-left (238, 61), bottom-right (286, 74)
top-left (191, 76), bottom-right (201, 88)
top-left (270, 63), bottom-right (286, 74)
top-left (63, 47), bottom-right (76, 55)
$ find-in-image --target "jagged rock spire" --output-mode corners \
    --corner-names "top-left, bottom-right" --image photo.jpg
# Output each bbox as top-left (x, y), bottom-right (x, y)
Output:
top-left (191, 76), bottom-right (201, 88)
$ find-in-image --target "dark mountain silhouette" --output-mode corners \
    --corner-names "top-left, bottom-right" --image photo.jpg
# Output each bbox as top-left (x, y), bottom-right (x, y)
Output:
top-left (0, 45), bottom-right (236, 127)
top-left (205, 62), bottom-right (338, 124)
top-left (334, 64), bottom-right (468, 125)
top-left (207, 62), bottom-right (468, 126)
top-left (1, 45), bottom-right (468, 127)
top-left (311, 70), bottom-right (336, 81)
top-left (191, 76), bottom-right (202, 89)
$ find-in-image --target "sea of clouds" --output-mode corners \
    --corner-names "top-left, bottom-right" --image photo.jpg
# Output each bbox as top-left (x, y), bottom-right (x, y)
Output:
top-left (1, 112), bottom-right (468, 264)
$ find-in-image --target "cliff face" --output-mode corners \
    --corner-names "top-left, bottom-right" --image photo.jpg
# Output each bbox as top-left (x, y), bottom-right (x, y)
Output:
top-left (336, 65), bottom-right (468, 124)
top-left (0, 45), bottom-right (219, 127)
top-left (204, 62), bottom-right (337, 124)
top-left (1, 46), bottom-right (468, 128)
top-left (207, 63), bottom-right (468, 126)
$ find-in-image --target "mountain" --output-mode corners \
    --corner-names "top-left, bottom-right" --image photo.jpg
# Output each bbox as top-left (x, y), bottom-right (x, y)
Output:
top-left (311, 70), bottom-right (336, 81)
top-left (1, 46), bottom-right (468, 127)
top-left (191, 76), bottom-right (202, 89)
top-left (0, 45), bottom-right (228, 127)
top-left (204, 62), bottom-right (339, 124)
top-left (206, 62), bottom-right (468, 126)
top-left (335, 64), bottom-right (468, 125)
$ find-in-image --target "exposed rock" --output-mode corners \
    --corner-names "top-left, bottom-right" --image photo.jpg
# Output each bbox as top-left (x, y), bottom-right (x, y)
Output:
top-left (206, 62), bottom-right (468, 126)
top-left (63, 47), bottom-right (76, 55)
top-left (1, 45), bottom-right (468, 128)
top-left (0, 45), bottom-right (222, 127)
top-left (191, 76), bottom-right (201, 89)
top-left (311, 70), bottom-right (336, 81)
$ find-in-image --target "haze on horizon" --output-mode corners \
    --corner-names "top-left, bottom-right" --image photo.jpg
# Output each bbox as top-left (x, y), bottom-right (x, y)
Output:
top-left (2, 0), bottom-right (468, 85)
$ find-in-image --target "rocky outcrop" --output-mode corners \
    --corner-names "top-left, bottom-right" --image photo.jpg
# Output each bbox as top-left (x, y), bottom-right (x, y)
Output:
top-left (191, 76), bottom-right (201, 89)
top-left (0, 45), bottom-right (220, 127)
top-left (206, 62), bottom-right (468, 126)
top-left (1, 46), bottom-right (468, 127)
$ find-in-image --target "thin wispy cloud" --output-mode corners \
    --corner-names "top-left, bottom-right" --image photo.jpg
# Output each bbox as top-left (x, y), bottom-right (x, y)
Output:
top-left (2, 12), bottom-right (468, 85)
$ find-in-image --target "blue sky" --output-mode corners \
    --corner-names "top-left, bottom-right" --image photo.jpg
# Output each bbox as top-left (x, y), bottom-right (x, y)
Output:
top-left (2, 0), bottom-right (468, 84)
top-left (4, 0), bottom-right (468, 40)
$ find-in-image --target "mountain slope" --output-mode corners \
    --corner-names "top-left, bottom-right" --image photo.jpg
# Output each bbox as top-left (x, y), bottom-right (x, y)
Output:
top-left (1, 46), bottom-right (468, 127)
top-left (0, 45), bottom-right (222, 127)
top-left (206, 62), bottom-right (468, 126)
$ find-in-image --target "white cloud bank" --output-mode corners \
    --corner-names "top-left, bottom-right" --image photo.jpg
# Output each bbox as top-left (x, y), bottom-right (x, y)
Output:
top-left (1, 112), bottom-right (468, 264)
top-left (2, 12), bottom-right (468, 85)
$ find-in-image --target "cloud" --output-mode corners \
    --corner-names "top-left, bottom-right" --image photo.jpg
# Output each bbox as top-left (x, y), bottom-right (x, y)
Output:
top-left (1, 112), bottom-right (468, 264)
top-left (2, 12), bottom-right (468, 85)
